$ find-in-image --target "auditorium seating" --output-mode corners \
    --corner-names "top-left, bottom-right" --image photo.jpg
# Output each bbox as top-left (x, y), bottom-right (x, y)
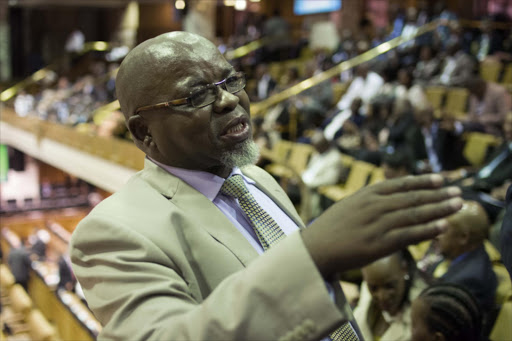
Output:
top-left (490, 294), bottom-right (512, 341)
top-left (1, 284), bottom-right (33, 336)
top-left (265, 142), bottom-right (316, 179)
top-left (1, 216), bottom-right (101, 340)
top-left (444, 87), bottom-right (469, 117)
top-left (318, 159), bottom-right (376, 202)
top-left (26, 309), bottom-right (57, 341)
top-left (462, 132), bottom-right (502, 166)
top-left (480, 59), bottom-right (503, 83)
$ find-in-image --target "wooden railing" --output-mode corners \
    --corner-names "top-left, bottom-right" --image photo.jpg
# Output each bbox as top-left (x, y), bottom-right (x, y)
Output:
top-left (1, 108), bottom-right (144, 170)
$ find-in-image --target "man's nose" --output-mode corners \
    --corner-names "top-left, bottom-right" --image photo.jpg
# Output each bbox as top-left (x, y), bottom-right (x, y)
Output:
top-left (212, 88), bottom-right (239, 114)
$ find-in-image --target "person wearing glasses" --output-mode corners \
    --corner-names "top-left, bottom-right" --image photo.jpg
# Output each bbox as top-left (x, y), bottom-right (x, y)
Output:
top-left (70, 32), bottom-right (463, 341)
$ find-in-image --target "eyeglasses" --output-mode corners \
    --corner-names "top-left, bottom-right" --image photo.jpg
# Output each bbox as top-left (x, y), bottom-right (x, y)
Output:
top-left (135, 72), bottom-right (246, 115)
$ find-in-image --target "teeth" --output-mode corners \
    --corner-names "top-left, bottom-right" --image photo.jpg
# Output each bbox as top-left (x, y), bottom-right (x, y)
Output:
top-left (227, 122), bottom-right (244, 134)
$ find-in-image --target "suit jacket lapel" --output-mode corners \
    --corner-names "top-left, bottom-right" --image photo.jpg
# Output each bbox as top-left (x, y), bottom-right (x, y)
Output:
top-left (140, 160), bottom-right (305, 267)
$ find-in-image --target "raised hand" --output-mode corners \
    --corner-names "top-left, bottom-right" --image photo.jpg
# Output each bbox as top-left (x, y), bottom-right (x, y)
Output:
top-left (302, 174), bottom-right (462, 277)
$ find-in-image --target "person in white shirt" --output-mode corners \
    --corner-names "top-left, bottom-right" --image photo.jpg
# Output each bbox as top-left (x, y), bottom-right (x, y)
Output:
top-left (335, 63), bottom-right (384, 113)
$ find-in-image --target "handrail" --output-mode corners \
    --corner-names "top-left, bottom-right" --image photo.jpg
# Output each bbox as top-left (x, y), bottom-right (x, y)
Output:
top-left (225, 38), bottom-right (268, 60)
top-left (0, 41), bottom-right (112, 102)
top-left (251, 20), bottom-right (439, 116)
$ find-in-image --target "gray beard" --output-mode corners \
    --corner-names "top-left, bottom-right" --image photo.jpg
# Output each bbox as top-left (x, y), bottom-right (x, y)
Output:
top-left (219, 139), bottom-right (260, 169)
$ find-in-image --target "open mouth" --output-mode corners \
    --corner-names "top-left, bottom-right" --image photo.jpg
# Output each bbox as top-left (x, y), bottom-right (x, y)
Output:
top-left (220, 117), bottom-right (250, 142)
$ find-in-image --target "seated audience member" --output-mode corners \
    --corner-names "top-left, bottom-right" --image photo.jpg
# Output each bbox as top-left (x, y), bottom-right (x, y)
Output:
top-left (431, 40), bottom-right (476, 87)
top-left (7, 239), bottom-right (32, 290)
top-left (413, 45), bottom-right (441, 86)
top-left (410, 283), bottom-right (482, 341)
top-left (338, 96), bottom-right (392, 165)
top-left (354, 250), bottom-right (427, 341)
top-left (301, 132), bottom-right (344, 219)
top-left (250, 63), bottom-right (277, 102)
top-left (302, 131), bottom-right (343, 189)
top-left (323, 97), bottom-right (363, 142)
top-left (379, 98), bottom-right (416, 152)
top-left (461, 74), bottom-right (511, 136)
top-left (335, 63), bottom-right (384, 113)
top-left (393, 68), bottom-right (429, 111)
top-left (408, 106), bottom-right (467, 173)
top-left (14, 90), bottom-right (35, 117)
top-left (58, 253), bottom-right (77, 292)
top-left (29, 229), bottom-right (50, 260)
top-left (381, 150), bottom-right (414, 179)
top-left (398, 7), bottom-right (420, 52)
top-left (432, 201), bottom-right (497, 317)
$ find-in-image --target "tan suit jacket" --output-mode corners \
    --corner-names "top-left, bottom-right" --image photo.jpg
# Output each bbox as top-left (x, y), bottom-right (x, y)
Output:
top-left (70, 159), bottom-right (354, 340)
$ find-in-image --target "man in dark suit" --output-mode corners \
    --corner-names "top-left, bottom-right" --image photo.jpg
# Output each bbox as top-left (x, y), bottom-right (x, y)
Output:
top-left (408, 106), bottom-right (468, 173)
top-left (7, 239), bottom-right (32, 290)
top-left (435, 201), bottom-right (497, 315)
top-left (58, 254), bottom-right (77, 291)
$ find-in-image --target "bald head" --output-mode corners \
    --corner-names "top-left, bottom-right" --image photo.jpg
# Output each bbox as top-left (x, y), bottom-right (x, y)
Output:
top-left (116, 32), bottom-right (220, 119)
top-left (447, 201), bottom-right (489, 244)
top-left (438, 201), bottom-right (490, 259)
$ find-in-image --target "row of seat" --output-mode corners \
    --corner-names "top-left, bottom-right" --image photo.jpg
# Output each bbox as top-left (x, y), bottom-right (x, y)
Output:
top-left (261, 141), bottom-right (385, 222)
top-left (425, 86), bottom-right (471, 117)
top-left (479, 59), bottom-right (512, 85)
top-left (0, 264), bottom-right (57, 341)
top-left (261, 131), bottom-right (502, 220)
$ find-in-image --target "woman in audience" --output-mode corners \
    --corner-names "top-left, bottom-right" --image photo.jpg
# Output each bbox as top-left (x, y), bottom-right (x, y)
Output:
top-left (354, 249), bottom-right (427, 341)
top-left (410, 283), bottom-right (482, 341)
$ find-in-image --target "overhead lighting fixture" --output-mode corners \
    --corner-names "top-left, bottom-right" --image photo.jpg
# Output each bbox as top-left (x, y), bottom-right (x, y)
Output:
top-left (224, 0), bottom-right (236, 6)
top-left (234, 0), bottom-right (246, 10)
top-left (175, 0), bottom-right (185, 10)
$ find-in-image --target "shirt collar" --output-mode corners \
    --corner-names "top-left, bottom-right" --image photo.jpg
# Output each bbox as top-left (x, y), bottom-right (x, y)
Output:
top-left (148, 157), bottom-right (255, 201)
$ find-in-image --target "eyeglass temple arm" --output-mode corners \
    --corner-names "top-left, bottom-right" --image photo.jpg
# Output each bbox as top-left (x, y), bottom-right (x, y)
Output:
top-left (135, 98), bottom-right (188, 115)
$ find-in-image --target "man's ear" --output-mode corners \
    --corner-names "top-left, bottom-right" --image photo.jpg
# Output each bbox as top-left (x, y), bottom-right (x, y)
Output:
top-left (127, 115), bottom-right (148, 144)
top-left (459, 227), bottom-right (471, 246)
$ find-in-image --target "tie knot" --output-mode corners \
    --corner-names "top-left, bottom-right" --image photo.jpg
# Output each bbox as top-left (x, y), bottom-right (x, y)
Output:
top-left (221, 175), bottom-right (249, 198)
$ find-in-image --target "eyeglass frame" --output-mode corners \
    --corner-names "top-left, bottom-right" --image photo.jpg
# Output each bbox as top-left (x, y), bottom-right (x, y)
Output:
top-left (134, 72), bottom-right (246, 115)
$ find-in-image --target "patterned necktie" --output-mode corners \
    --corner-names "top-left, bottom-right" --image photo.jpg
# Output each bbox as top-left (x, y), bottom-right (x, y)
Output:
top-left (221, 174), bottom-right (359, 340)
top-left (220, 175), bottom-right (285, 250)
top-left (330, 323), bottom-right (359, 341)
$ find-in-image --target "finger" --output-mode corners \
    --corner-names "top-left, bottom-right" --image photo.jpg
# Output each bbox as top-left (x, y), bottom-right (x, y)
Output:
top-left (372, 174), bottom-right (444, 195)
top-left (373, 186), bottom-right (462, 214)
top-left (378, 197), bottom-right (463, 230)
top-left (383, 219), bottom-right (449, 252)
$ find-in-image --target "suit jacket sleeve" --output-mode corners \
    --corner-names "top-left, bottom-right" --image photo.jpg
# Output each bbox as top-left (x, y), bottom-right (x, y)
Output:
top-left (70, 169), bottom-right (348, 341)
top-left (501, 184), bottom-right (512, 280)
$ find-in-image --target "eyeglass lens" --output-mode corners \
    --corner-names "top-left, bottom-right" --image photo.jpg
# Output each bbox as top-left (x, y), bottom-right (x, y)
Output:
top-left (190, 73), bottom-right (245, 108)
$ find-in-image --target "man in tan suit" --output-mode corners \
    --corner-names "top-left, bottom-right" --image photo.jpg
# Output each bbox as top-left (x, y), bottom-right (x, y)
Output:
top-left (70, 32), bottom-right (463, 340)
